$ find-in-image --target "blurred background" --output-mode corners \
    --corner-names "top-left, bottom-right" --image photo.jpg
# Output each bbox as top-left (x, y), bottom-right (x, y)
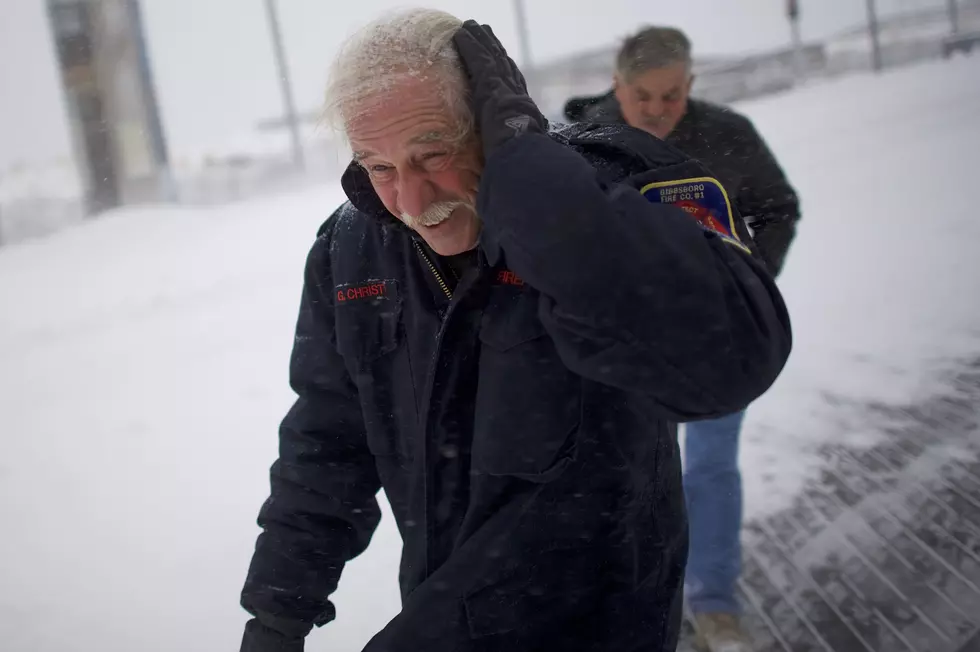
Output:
top-left (1, 2), bottom-right (979, 652)
top-left (2, 0), bottom-right (978, 242)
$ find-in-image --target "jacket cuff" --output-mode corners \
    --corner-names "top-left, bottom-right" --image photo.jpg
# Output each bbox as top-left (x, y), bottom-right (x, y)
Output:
top-left (240, 618), bottom-right (305, 652)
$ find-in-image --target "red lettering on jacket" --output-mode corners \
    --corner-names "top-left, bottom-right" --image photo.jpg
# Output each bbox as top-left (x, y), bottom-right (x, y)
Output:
top-left (496, 270), bottom-right (525, 287)
top-left (336, 281), bottom-right (390, 304)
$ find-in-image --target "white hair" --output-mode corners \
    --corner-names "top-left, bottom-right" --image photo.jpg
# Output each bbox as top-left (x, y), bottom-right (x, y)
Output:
top-left (323, 8), bottom-right (472, 145)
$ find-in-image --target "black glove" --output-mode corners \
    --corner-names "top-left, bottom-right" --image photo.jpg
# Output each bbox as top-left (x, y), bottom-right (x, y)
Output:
top-left (452, 20), bottom-right (548, 159)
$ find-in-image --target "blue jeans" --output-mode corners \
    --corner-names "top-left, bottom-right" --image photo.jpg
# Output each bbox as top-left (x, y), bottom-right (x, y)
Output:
top-left (682, 409), bottom-right (746, 615)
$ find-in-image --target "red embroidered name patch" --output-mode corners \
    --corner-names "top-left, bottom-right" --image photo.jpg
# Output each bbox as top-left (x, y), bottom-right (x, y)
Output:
top-left (335, 280), bottom-right (396, 303)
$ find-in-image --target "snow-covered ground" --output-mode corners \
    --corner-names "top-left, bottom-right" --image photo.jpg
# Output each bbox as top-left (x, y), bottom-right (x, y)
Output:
top-left (1, 54), bottom-right (978, 652)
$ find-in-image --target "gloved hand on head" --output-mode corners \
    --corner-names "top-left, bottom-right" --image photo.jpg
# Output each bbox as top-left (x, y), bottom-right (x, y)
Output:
top-left (452, 20), bottom-right (548, 160)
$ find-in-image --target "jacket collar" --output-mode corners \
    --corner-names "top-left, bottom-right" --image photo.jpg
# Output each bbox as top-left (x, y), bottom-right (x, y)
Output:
top-left (340, 160), bottom-right (398, 224)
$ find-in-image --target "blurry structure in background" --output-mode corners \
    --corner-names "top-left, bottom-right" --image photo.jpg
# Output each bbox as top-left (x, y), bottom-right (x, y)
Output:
top-left (512, 0), bottom-right (536, 93)
top-left (787, 0), bottom-right (805, 79)
top-left (866, 0), bottom-right (884, 72)
top-left (943, 0), bottom-right (980, 56)
top-left (532, 44), bottom-right (826, 121)
top-left (46, 0), bottom-right (172, 216)
top-left (263, 0), bottom-right (304, 172)
top-left (949, 0), bottom-right (962, 32)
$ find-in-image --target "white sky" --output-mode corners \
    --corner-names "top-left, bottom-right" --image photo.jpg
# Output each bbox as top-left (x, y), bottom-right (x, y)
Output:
top-left (0, 0), bottom-right (944, 169)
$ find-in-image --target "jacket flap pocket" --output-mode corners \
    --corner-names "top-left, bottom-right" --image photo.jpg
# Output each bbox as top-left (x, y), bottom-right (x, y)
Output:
top-left (479, 287), bottom-right (546, 351)
top-left (474, 289), bottom-right (581, 481)
top-left (335, 299), bottom-right (402, 365)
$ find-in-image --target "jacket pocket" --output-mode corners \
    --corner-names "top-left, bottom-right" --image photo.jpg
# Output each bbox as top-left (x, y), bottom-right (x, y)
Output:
top-left (335, 298), bottom-right (415, 460)
top-left (334, 300), bottom-right (402, 369)
top-left (463, 545), bottom-right (602, 639)
top-left (474, 289), bottom-right (582, 482)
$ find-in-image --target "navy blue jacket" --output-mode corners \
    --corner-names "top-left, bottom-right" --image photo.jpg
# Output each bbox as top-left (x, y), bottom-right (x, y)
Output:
top-left (240, 122), bottom-right (792, 652)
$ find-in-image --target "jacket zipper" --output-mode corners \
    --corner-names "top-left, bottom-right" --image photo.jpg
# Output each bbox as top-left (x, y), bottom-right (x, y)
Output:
top-left (413, 239), bottom-right (487, 579)
top-left (412, 238), bottom-right (453, 579)
top-left (413, 240), bottom-right (453, 301)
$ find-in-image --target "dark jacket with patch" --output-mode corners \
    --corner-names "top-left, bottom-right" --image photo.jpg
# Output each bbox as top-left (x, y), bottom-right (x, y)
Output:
top-left (239, 122), bottom-right (792, 652)
top-left (565, 91), bottom-right (801, 276)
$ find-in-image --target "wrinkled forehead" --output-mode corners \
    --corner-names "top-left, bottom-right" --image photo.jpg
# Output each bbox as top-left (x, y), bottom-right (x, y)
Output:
top-left (346, 78), bottom-right (460, 154)
top-left (347, 73), bottom-right (449, 123)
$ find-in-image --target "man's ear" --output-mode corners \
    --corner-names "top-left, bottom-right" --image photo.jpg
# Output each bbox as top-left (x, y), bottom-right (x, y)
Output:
top-left (687, 74), bottom-right (696, 93)
top-left (613, 74), bottom-right (626, 101)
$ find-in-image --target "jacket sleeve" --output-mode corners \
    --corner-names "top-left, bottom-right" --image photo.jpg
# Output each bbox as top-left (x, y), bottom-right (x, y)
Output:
top-left (478, 133), bottom-right (792, 422)
top-left (734, 120), bottom-right (801, 276)
top-left (240, 224), bottom-right (382, 650)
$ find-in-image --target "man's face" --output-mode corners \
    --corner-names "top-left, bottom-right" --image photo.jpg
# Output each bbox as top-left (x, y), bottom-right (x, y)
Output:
top-left (347, 77), bottom-right (483, 257)
top-left (614, 62), bottom-right (693, 140)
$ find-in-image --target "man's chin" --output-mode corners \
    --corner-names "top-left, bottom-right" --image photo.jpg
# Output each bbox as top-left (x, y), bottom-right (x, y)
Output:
top-left (417, 209), bottom-right (481, 256)
top-left (643, 125), bottom-right (668, 140)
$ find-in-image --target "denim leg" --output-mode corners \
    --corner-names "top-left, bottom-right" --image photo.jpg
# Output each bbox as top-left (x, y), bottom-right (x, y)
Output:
top-left (682, 409), bottom-right (746, 615)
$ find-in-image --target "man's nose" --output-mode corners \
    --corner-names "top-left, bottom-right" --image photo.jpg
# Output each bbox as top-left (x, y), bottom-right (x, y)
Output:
top-left (643, 98), bottom-right (664, 118)
top-left (396, 169), bottom-right (435, 219)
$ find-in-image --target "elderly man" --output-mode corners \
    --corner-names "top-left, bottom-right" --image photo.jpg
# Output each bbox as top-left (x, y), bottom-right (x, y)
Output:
top-left (566, 26), bottom-right (801, 651)
top-left (240, 9), bottom-right (791, 652)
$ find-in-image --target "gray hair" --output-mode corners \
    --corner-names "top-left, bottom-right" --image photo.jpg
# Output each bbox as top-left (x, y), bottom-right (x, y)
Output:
top-left (322, 8), bottom-right (472, 145)
top-left (615, 26), bottom-right (692, 83)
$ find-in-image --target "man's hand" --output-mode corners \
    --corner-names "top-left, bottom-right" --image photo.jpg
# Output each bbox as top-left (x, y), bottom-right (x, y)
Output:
top-left (452, 20), bottom-right (548, 160)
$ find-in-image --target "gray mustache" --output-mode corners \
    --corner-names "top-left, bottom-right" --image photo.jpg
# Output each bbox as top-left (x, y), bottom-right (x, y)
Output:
top-left (401, 201), bottom-right (472, 228)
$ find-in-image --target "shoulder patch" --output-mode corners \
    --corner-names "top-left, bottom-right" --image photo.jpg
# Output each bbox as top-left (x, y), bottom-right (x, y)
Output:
top-left (641, 177), bottom-right (752, 254)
